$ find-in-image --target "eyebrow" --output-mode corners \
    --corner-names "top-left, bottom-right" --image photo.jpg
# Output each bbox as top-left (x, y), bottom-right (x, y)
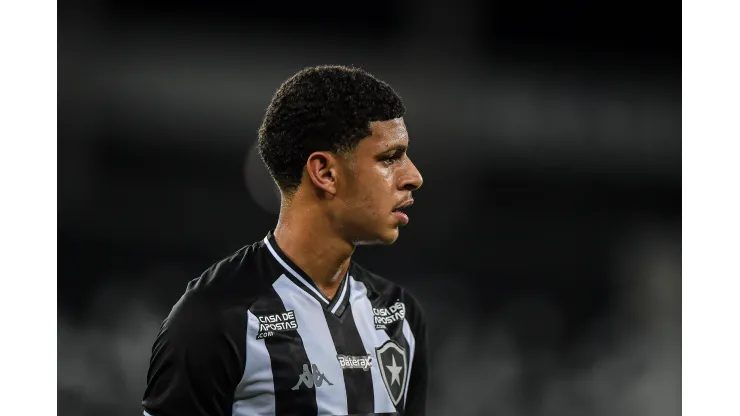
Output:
top-left (379, 144), bottom-right (408, 155)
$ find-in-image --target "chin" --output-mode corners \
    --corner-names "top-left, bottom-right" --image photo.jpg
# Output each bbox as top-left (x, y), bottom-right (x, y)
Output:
top-left (353, 227), bottom-right (400, 246)
top-left (379, 228), bottom-right (400, 244)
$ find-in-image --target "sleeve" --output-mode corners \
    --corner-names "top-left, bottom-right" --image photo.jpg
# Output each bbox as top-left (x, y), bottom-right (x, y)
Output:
top-left (141, 292), bottom-right (248, 416)
top-left (403, 292), bottom-right (428, 416)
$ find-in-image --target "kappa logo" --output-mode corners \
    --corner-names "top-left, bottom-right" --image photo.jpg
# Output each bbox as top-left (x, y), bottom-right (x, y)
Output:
top-left (291, 363), bottom-right (334, 390)
top-left (375, 340), bottom-right (408, 406)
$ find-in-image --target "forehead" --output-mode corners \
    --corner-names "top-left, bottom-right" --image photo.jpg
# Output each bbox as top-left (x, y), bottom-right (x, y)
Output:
top-left (363, 118), bottom-right (408, 149)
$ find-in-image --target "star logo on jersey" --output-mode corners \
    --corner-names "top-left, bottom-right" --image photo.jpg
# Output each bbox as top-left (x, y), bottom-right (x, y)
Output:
top-left (375, 340), bottom-right (408, 406)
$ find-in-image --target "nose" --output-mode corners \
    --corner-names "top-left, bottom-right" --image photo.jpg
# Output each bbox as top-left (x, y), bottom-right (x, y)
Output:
top-left (399, 158), bottom-right (423, 191)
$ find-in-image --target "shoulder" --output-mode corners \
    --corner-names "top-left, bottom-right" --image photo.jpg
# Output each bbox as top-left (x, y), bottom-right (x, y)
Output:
top-left (143, 238), bottom-right (285, 415)
top-left (350, 262), bottom-right (426, 323)
top-left (164, 240), bottom-right (272, 339)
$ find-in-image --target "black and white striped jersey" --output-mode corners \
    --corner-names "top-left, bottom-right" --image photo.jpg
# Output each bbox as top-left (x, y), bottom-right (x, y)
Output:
top-left (142, 230), bottom-right (428, 416)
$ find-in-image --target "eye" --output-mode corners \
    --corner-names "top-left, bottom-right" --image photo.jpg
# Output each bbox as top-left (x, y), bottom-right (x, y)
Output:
top-left (382, 152), bottom-right (403, 165)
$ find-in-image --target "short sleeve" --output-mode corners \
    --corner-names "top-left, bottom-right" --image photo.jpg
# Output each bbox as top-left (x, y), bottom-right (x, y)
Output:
top-left (142, 292), bottom-right (247, 416)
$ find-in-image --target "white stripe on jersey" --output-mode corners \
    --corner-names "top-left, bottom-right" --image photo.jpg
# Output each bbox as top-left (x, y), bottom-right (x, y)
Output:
top-left (273, 274), bottom-right (348, 415)
top-left (233, 311), bottom-right (276, 415)
top-left (401, 318), bottom-right (417, 408)
top-left (348, 277), bottom-right (397, 414)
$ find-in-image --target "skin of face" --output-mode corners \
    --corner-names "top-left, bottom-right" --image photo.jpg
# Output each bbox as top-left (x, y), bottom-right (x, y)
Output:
top-left (320, 117), bottom-right (424, 245)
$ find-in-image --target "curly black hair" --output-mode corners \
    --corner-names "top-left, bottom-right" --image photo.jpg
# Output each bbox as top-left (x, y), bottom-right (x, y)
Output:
top-left (257, 65), bottom-right (406, 193)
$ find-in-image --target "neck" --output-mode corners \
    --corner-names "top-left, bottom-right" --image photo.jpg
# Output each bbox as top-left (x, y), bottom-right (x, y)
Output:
top-left (272, 196), bottom-right (355, 300)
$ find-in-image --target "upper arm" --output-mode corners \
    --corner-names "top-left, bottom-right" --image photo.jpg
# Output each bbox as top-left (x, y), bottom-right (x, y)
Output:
top-left (142, 292), bottom-right (248, 416)
top-left (403, 292), bottom-right (428, 416)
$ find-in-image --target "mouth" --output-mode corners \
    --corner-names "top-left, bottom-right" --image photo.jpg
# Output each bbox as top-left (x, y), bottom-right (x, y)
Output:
top-left (392, 199), bottom-right (414, 225)
top-left (393, 199), bottom-right (414, 212)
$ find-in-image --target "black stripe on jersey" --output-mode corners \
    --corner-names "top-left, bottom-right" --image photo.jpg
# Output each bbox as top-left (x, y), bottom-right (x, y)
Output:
top-left (364, 292), bottom-right (410, 354)
top-left (323, 304), bottom-right (375, 414)
top-left (250, 287), bottom-right (318, 416)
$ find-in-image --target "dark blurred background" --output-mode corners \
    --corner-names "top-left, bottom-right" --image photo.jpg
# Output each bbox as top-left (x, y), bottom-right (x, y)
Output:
top-left (58, 0), bottom-right (680, 415)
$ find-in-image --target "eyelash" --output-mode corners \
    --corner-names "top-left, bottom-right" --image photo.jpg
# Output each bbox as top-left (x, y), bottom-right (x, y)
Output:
top-left (383, 154), bottom-right (402, 165)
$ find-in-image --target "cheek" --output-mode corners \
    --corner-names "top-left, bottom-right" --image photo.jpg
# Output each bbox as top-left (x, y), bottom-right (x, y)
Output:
top-left (374, 167), bottom-right (396, 200)
top-left (346, 167), bottom-right (394, 213)
top-left (381, 165), bottom-right (395, 182)
top-left (356, 186), bottom-right (387, 214)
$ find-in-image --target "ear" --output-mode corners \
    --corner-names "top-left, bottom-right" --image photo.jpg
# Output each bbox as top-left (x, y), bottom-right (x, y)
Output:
top-left (306, 151), bottom-right (340, 195)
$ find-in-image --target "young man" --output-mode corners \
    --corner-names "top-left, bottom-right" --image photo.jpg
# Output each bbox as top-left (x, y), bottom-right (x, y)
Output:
top-left (142, 65), bottom-right (426, 416)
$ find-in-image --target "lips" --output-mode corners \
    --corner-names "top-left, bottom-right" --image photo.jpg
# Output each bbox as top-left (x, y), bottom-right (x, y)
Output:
top-left (393, 199), bottom-right (414, 212)
top-left (392, 199), bottom-right (413, 226)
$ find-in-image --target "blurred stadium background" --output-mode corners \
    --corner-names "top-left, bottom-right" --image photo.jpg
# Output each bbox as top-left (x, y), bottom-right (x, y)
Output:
top-left (58, 0), bottom-right (680, 415)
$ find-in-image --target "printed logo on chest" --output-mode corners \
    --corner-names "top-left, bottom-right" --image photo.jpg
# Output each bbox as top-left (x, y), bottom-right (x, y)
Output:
top-left (372, 301), bottom-right (406, 330)
top-left (336, 354), bottom-right (373, 371)
top-left (255, 310), bottom-right (298, 339)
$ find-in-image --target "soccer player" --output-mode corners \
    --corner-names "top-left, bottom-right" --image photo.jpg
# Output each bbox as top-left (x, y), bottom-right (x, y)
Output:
top-left (142, 65), bottom-right (427, 416)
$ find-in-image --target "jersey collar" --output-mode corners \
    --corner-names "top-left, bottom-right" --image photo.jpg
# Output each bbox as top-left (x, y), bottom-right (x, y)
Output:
top-left (263, 230), bottom-right (351, 316)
